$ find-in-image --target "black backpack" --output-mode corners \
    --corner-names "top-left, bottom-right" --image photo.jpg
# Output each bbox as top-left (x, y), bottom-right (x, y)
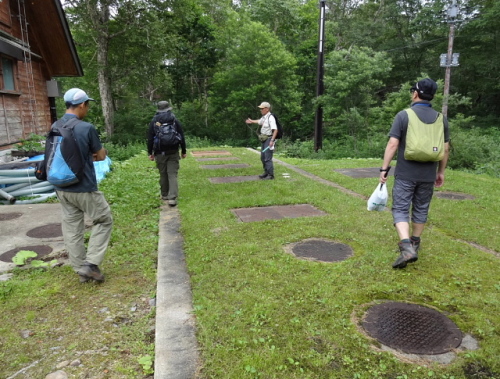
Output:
top-left (153, 119), bottom-right (181, 152)
top-left (270, 113), bottom-right (283, 139)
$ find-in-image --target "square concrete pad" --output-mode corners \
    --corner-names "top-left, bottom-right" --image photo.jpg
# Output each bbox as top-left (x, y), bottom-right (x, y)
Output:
top-left (232, 204), bottom-right (327, 222)
top-left (0, 203), bottom-right (66, 274)
top-left (197, 157), bottom-right (240, 162)
top-left (191, 150), bottom-right (232, 157)
top-left (209, 175), bottom-right (261, 184)
top-left (334, 167), bottom-right (394, 178)
top-left (201, 164), bottom-right (250, 170)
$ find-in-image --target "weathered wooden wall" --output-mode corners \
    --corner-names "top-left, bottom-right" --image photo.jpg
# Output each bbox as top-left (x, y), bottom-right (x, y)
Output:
top-left (0, 61), bottom-right (52, 146)
top-left (0, 0), bottom-right (52, 147)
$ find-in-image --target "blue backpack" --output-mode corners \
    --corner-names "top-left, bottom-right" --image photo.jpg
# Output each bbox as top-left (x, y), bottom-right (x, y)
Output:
top-left (44, 118), bottom-right (84, 187)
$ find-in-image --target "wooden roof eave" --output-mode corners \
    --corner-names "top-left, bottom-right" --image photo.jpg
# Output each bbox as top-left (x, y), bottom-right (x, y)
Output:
top-left (25, 0), bottom-right (83, 78)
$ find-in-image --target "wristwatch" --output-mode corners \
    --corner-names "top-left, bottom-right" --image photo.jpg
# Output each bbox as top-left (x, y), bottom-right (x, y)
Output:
top-left (379, 168), bottom-right (389, 172)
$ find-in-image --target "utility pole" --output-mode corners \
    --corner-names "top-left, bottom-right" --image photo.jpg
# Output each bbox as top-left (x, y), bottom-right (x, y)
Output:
top-left (441, 0), bottom-right (459, 118)
top-left (314, 0), bottom-right (326, 152)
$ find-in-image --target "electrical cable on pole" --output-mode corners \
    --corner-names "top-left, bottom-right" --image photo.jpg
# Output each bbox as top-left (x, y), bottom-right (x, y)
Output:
top-left (441, 0), bottom-right (459, 118)
top-left (314, 0), bottom-right (326, 152)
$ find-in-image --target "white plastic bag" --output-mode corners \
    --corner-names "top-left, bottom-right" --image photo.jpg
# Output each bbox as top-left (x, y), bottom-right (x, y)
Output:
top-left (367, 183), bottom-right (388, 211)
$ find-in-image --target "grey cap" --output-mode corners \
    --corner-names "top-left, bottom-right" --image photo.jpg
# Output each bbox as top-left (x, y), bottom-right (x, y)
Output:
top-left (64, 88), bottom-right (94, 105)
top-left (157, 101), bottom-right (172, 112)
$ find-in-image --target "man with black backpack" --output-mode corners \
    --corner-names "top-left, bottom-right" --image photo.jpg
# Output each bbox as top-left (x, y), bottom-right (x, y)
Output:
top-left (379, 78), bottom-right (450, 269)
top-left (147, 101), bottom-right (187, 206)
top-left (246, 101), bottom-right (280, 180)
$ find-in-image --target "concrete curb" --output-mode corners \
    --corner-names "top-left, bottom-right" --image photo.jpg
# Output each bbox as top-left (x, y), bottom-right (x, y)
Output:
top-left (155, 205), bottom-right (199, 378)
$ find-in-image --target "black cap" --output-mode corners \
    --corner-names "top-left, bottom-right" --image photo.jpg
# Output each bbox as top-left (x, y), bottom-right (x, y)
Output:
top-left (411, 78), bottom-right (438, 96)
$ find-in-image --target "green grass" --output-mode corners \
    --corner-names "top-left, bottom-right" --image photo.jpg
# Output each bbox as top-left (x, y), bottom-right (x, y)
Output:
top-left (0, 147), bottom-right (499, 378)
top-left (181, 148), bottom-right (500, 378)
top-left (0, 151), bottom-right (160, 378)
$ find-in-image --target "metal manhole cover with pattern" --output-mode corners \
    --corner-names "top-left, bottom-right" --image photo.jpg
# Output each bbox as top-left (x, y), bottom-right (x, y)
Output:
top-left (0, 245), bottom-right (53, 262)
top-left (363, 302), bottom-right (462, 355)
top-left (26, 223), bottom-right (62, 238)
top-left (291, 239), bottom-right (353, 262)
top-left (0, 212), bottom-right (22, 221)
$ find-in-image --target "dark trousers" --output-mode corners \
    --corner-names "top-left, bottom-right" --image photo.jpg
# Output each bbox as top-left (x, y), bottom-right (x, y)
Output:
top-left (261, 138), bottom-right (274, 176)
top-left (155, 151), bottom-right (180, 199)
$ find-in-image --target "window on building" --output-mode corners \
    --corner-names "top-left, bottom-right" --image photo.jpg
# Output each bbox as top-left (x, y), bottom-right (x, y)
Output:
top-left (1, 56), bottom-right (16, 91)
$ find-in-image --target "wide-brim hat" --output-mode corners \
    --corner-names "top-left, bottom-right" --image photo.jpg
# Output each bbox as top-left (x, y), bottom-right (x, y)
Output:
top-left (157, 101), bottom-right (172, 112)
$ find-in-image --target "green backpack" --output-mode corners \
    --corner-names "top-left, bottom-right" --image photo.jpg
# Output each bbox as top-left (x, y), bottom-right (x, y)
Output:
top-left (404, 108), bottom-right (445, 162)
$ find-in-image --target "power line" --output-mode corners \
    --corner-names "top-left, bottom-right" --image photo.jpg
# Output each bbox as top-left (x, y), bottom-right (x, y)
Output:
top-left (381, 37), bottom-right (449, 53)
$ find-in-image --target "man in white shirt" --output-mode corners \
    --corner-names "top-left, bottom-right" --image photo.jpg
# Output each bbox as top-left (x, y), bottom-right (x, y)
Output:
top-left (246, 102), bottom-right (279, 180)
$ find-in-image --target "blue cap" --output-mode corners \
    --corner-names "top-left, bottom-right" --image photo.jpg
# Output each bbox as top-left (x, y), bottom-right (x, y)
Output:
top-left (63, 88), bottom-right (95, 105)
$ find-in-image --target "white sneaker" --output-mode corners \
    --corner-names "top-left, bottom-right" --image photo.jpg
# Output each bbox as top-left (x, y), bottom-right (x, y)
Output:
top-left (168, 199), bottom-right (177, 206)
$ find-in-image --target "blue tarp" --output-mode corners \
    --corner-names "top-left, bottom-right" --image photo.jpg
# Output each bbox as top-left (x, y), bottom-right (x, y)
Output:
top-left (94, 156), bottom-right (112, 182)
top-left (26, 154), bottom-right (112, 182)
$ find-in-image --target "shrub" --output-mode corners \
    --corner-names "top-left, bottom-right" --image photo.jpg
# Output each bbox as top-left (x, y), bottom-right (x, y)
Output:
top-left (106, 142), bottom-right (145, 162)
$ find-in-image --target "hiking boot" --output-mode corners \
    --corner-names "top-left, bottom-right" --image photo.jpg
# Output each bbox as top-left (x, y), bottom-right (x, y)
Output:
top-left (410, 237), bottom-right (421, 253)
top-left (79, 274), bottom-right (92, 283)
top-left (261, 175), bottom-right (274, 180)
top-left (78, 263), bottom-right (105, 282)
top-left (392, 242), bottom-right (418, 269)
top-left (168, 199), bottom-right (177, 206)
top-left (258, 173), bottom-right (269, 179)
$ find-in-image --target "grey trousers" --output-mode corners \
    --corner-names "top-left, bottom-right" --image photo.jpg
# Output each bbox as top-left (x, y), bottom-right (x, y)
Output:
top-left (260, 138), bottom-right (274, 176)
top-left (155, 151), bottom-right (180, 199)
top-left (56, 191), bottom-right (113, 272)
top-left (392, 178), bottom-right (435, 224)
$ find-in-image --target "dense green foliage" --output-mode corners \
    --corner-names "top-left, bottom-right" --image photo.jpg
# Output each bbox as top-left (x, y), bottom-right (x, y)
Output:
top-left (59, 0), bottom-right (500, 176)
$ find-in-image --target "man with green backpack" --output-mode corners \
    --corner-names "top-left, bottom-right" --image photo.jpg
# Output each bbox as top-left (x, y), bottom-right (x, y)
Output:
top-left (379, 78), bottom-right (450, 269)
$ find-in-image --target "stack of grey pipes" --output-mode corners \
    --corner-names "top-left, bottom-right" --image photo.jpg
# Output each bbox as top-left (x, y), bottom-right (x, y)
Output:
top-left (0, 159), bottom-right (55, 205)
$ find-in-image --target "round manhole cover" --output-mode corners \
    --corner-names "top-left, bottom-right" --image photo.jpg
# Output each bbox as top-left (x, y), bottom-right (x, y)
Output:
top-left (363, 302), bottom-right (462, 355)
top-left (0, 212), bottom-right (22, 221)
top-left (435, 192), bottom-right (475, 200)
top-left (291, 239), bottom-right (353, 262)
top-left (26, 223), bottom-right (62, 238)
top-left (0, 245), bottom-right (53, 262)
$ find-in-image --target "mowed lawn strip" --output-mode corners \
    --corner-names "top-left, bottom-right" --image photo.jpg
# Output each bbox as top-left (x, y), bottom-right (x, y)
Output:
top-left (181, 148), bottom-right (500, 378)
top-left (0, 148), bottom-right (498, 378)
top-left (284, 157), bottom-right (500, 253)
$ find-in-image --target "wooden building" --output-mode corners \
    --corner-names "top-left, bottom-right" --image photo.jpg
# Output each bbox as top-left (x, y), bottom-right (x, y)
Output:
top-left (0, 0), bottom-right (82, 149)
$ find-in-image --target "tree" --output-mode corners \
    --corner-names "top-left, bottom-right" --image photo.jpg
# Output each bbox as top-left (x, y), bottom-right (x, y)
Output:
top-left (321, 46), bottom-right (392, 142)
top-left (452, 0), bottom-right (500, 118)
top-left (208, 14), bottom-right (301, 142)
top-left (63, 0), bottom-right (152, 138)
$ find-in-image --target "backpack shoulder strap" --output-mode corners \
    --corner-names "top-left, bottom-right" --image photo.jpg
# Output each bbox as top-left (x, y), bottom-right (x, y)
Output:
top-left (61, 117), bottom-right (82, 130)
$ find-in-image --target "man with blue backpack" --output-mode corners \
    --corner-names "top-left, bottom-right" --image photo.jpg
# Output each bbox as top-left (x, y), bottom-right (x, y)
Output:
top-left (54, 88), bottom-right (113, 283)
top-left (147, 101), bottom-right (187, 206)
